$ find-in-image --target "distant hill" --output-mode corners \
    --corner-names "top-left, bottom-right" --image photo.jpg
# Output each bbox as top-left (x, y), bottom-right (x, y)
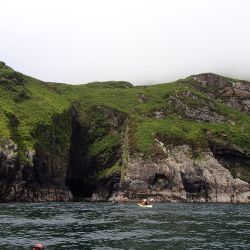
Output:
top-left (86, 81), bottom-right (133, 88)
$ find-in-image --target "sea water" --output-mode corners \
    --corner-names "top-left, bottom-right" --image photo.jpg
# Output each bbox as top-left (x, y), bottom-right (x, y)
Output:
top-left (0, 202), bottom-right (249, 249)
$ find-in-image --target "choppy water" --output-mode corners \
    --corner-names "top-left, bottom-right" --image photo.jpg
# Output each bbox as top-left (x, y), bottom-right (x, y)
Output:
top-left (0, 202), bottom-right (249, 250)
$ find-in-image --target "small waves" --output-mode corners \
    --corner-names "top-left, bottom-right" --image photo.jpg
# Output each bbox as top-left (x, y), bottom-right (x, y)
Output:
top-left (0, 202), bottom-right (250, 249)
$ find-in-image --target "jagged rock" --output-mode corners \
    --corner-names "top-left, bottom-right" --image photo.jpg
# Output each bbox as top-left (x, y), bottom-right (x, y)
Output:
top-left (119, 144), bottom-right (250, 203)
top-left (192, 73), bottom-right (250, 114)
top-left (168, 96), bottom-right (225, 122)
top-left (188, 107), bottom-right (225, 122)
top-left (193, 73), bottom-right (229, 88)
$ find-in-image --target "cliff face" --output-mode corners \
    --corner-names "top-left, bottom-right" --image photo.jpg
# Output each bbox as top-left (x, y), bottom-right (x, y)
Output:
top-left (0, 108), bottom-right (74, 202)
top-left (1, 129), bottom-right (249, 203)
top-left (0, 139), bottom-right (72, 201)
top-left (0, 105), bottom-right (126, 202)
top-left (66, 105), bottom-right (126, 200)
top-left (117, 144), bottom-right (250, 203)
top-left (0, 62), bottom-right (250, 203)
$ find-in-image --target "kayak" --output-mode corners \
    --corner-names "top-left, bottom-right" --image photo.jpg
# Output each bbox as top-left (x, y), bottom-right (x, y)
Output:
top-left (138, 203), bottom-right (153, 208)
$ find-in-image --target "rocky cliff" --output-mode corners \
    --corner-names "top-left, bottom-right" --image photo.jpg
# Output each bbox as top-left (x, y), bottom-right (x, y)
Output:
top-left (116, 144), bottom-right (250, 203)
top-left (0, 139), bottom-right (72, 201)
top-left (0, 62), bottom-right (250, 202)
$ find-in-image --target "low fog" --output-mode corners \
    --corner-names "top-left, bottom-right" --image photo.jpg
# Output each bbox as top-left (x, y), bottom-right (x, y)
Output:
top-left (0, 0), bottom-right (250, 85)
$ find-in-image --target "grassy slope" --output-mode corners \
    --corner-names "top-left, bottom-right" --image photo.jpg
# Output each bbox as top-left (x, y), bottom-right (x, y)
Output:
top-left (1, 62), bottom-right (250, 160)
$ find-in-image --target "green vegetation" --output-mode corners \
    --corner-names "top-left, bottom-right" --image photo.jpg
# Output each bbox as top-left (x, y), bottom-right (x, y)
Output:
top-left (88, 134), bottom-right (120, 159)
top-left (1, 62), bottom-right (250, 172)
top-left (135, 114), bottom-right (250, 154)
top-left (31, 110), bottom-right (72, 154)
top-left (96, 161), bottom-right (122, 180)
top-left (86, 81), bottom-right (133, 89)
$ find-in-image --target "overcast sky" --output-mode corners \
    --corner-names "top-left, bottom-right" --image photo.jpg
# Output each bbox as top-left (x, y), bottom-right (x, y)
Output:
top-left (0, 0), bottom-right (250, 85)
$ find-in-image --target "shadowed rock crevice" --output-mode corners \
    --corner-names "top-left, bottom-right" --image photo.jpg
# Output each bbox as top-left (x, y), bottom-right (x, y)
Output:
top-left (209, 142), bottom-right (250, 183)
top-left (66, 110), bottom-right (94, 198)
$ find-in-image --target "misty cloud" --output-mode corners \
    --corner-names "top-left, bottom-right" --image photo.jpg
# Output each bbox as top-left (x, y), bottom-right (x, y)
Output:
top-left (0, 0), bottom-right (250, 85)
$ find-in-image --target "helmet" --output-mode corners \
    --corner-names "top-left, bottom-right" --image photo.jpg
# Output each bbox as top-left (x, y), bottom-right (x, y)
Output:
top-left (33, 243), bottom-right (44, 250)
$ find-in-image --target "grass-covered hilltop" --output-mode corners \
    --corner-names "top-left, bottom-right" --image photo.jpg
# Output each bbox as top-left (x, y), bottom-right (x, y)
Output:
top-left (0, 61), bottom-right (250, 203)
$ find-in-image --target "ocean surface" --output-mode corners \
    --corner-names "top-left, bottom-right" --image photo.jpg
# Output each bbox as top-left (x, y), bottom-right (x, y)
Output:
top-left (0, 202), bottom-right (249, 250)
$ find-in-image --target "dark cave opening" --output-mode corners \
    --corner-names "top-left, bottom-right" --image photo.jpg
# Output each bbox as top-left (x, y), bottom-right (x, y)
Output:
top-left (65, 112), bottom-right (96, 199)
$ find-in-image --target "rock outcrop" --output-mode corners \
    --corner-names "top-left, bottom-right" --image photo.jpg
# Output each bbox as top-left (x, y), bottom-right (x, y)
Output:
top-left (193, 73), bottom-right (250, 114)
top-left (0, 139), bottom-right (72, 202)
top-left (117, 144), bottom-right (250, 203)
top-left (167, 94), bottom-right (225, 122)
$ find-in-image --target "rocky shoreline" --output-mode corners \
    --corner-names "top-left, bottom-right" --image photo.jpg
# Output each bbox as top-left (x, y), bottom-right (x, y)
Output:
top-left (1, 140), bottom-right (249, 203)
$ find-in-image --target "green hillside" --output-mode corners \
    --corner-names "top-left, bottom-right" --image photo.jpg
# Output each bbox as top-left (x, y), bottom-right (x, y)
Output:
top-left (1, 62), bottom-right (250, 181)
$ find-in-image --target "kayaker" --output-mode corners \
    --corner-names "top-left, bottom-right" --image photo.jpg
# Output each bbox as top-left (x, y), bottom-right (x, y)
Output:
top-left (33, 243), bottom-right (44, 250)
top-left (141, 199), bottom-right (149, 205)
